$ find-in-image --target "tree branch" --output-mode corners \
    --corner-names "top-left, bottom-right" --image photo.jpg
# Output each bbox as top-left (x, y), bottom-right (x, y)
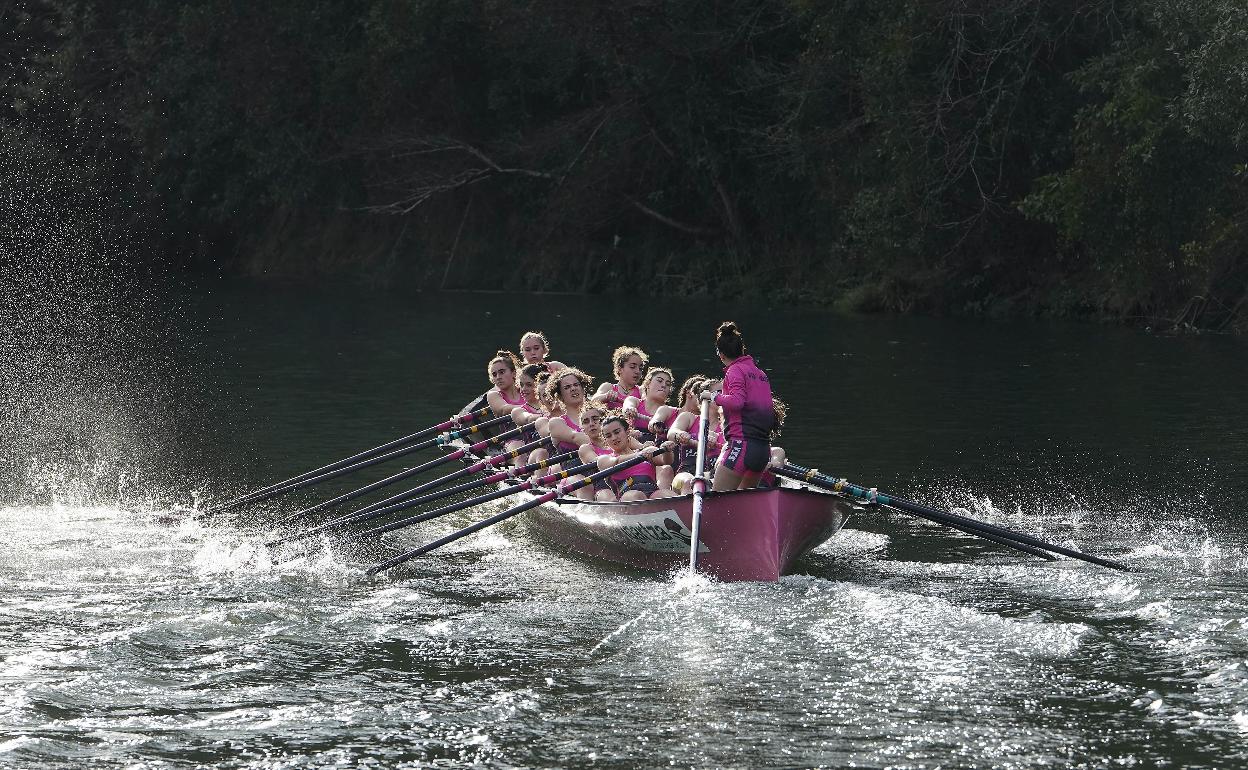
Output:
top-left (624, 195), bottom-right (720, 237)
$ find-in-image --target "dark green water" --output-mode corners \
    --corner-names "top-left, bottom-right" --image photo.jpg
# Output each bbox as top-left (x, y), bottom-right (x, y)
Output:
top-left (3, 279), bottom-right (1247, 768)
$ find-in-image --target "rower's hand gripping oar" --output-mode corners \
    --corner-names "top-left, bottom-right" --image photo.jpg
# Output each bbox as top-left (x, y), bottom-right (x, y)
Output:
top-left (266, 449), bottom-right (577, 548)
top-left (366, 453), bottom-right (656, 576)
top-left (268, 425), bottom-right (525, 528)
top-left (777, 464), bottom-right (1133, 572)
top-left (203, 407), bottom-right (493, 515)
top-left (205, 413), bottom-right (514, 515)
top-left (688, 395), bottom-right (712, 573)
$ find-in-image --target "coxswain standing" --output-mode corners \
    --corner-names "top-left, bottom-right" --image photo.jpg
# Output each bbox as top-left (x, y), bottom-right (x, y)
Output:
top-left (700, 322), bottom-right (774, 491)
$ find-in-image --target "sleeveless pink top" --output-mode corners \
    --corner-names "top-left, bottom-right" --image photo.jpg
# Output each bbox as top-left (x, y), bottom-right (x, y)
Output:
top-left (605, 383), bottom-right (642, 410)
top-left (554, 413), bottom-right (584, 455)
top-left (500, 389), bottom-right (528, 407)
top-left (632, 401), bottom-right (657, 432)
top-left (608, 449), bottom-right (657, 483)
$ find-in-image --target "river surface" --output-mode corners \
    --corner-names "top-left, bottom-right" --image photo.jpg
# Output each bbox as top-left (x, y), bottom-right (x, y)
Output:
top-left (3, 279), bottom-right (1248, 768)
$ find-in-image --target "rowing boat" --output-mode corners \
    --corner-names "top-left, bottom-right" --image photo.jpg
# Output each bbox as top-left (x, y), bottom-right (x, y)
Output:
top-left (446, 438), bottom-right (858, 582)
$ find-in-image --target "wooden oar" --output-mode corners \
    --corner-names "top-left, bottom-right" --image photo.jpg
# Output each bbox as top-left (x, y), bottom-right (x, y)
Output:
top-left (266, 450), bottom-right (577, 548)
top-left (268, 426), bottom-right (524, 527)
top-left (776, 464), bottom-right (1132, 572)
top-left (335, 448), bottom-right (575, 529)
top-left (324, 436), bottom-right (551, 519)
top-left (366, 454), bottom-right (653, 576)
top-left (205, 414), bottom-right (515, 515)
top-left (204, 407), bottom-right (493, 515)
top-left (358, 459), bottom-right (596, 540)
top-left (688, 397), bottom-right (712, 572)
top-left (275, 434), bottom-right (554, 536)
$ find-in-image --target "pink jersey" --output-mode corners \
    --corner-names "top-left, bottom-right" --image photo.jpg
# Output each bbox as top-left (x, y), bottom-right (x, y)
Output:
top-left (608, 450), bottom-right (657, 484)
top-left (605, 383), bottom-right (642, 410)
top-left (713, 355), bottom-right (773, 442)
top-left (688, 415), bottom-right (722, 448)
top-left (632, 401), bottom-right (656, 432)
top-left (500, 389), bottom-right (528, 407)
top-left (554, 413), bottom-right (584, 455)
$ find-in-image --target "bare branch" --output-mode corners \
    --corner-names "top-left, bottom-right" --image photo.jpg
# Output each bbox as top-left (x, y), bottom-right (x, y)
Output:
top-left (624, 195), bottom-right (720, 237)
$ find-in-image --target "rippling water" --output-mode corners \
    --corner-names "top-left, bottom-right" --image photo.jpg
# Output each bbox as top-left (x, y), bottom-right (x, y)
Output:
top-left (4, 282), bottom-right (1248, 768)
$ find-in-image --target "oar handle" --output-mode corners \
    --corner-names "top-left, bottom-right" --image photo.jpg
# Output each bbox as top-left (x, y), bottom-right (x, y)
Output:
top-left (367, 456), bottom-right (648, 575)
top-left (781, 464), bottom-right (1133, 572)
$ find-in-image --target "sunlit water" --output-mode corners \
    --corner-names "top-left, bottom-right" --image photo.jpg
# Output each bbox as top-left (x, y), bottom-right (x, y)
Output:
top-left (4, 282), bottom-right (1248, 768)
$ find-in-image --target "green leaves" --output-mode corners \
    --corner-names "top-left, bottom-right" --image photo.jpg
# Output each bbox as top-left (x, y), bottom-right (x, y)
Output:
top-left (10, 0), bottom-right (1247, 328)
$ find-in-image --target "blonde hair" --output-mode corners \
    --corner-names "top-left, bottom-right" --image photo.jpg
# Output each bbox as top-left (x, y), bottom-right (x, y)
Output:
top-left (641, 366), bottom-right (674, 401)
top-left (771, 396), bottom-right (787, 440)
top-left (520, 331), bottom-right (550, 354)
top-left (611, 346), bottom-right (649, 377)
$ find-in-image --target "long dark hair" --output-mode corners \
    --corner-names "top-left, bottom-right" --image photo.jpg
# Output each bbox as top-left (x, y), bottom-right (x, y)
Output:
top-left (715, 321), bottom-right (745, 359)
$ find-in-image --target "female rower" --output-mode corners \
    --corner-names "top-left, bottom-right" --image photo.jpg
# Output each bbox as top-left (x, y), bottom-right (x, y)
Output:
top-left (544, 366), bottom-right (594, 469)
top-left (668, 377), bottom-right (726, 495)
top-left (479, 350), bottom-right (525, 443)
top-left (520, 370), bottom-right (557, 466)
top-left (760, 397), bottom-right (789, 488)
top-left (622, 366), bottom-right (673, 445)
top-left (699, 321), bottom-right (774, 491)
top-left (485, 350), bottom-right (524, 418)
top-left (593, 346), bottom-right (647, 409)
top-left (596, 413), bottom-right (676, 501)
top-left (651, 373), bottom-right (706, 441)
top-left (575, 401), bottom-right (615, 500)
top-left (519, 331), bottom-right (566, 373)
top-left (504, 363), bottom-right (546, 462)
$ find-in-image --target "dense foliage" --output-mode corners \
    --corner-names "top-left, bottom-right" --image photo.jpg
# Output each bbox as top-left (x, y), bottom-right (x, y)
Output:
top-left (5, 0), bottom-right (1247, 329)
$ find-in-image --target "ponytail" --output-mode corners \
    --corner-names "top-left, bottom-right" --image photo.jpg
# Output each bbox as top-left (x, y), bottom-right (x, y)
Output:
top-left (715, 321), bottom-right (745, 359)
top-left (487, 349), bottom-right (520, 378)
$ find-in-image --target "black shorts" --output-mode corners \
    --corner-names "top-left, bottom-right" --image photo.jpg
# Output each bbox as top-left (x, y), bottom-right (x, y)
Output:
top-left (611, 476), bottom-right (658, 497)
top-left (718, 439), bottom-right (770, 474)
top-left (676, 446), bottom-right (718, 476)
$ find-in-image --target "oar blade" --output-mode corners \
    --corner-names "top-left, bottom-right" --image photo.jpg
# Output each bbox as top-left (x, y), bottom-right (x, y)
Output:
top-left (780, 463), bottom-right (1135, 573)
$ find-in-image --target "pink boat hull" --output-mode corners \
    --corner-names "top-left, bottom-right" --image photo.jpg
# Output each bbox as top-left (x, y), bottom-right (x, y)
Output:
top-left (510, 483), bottom-right (853, 582)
